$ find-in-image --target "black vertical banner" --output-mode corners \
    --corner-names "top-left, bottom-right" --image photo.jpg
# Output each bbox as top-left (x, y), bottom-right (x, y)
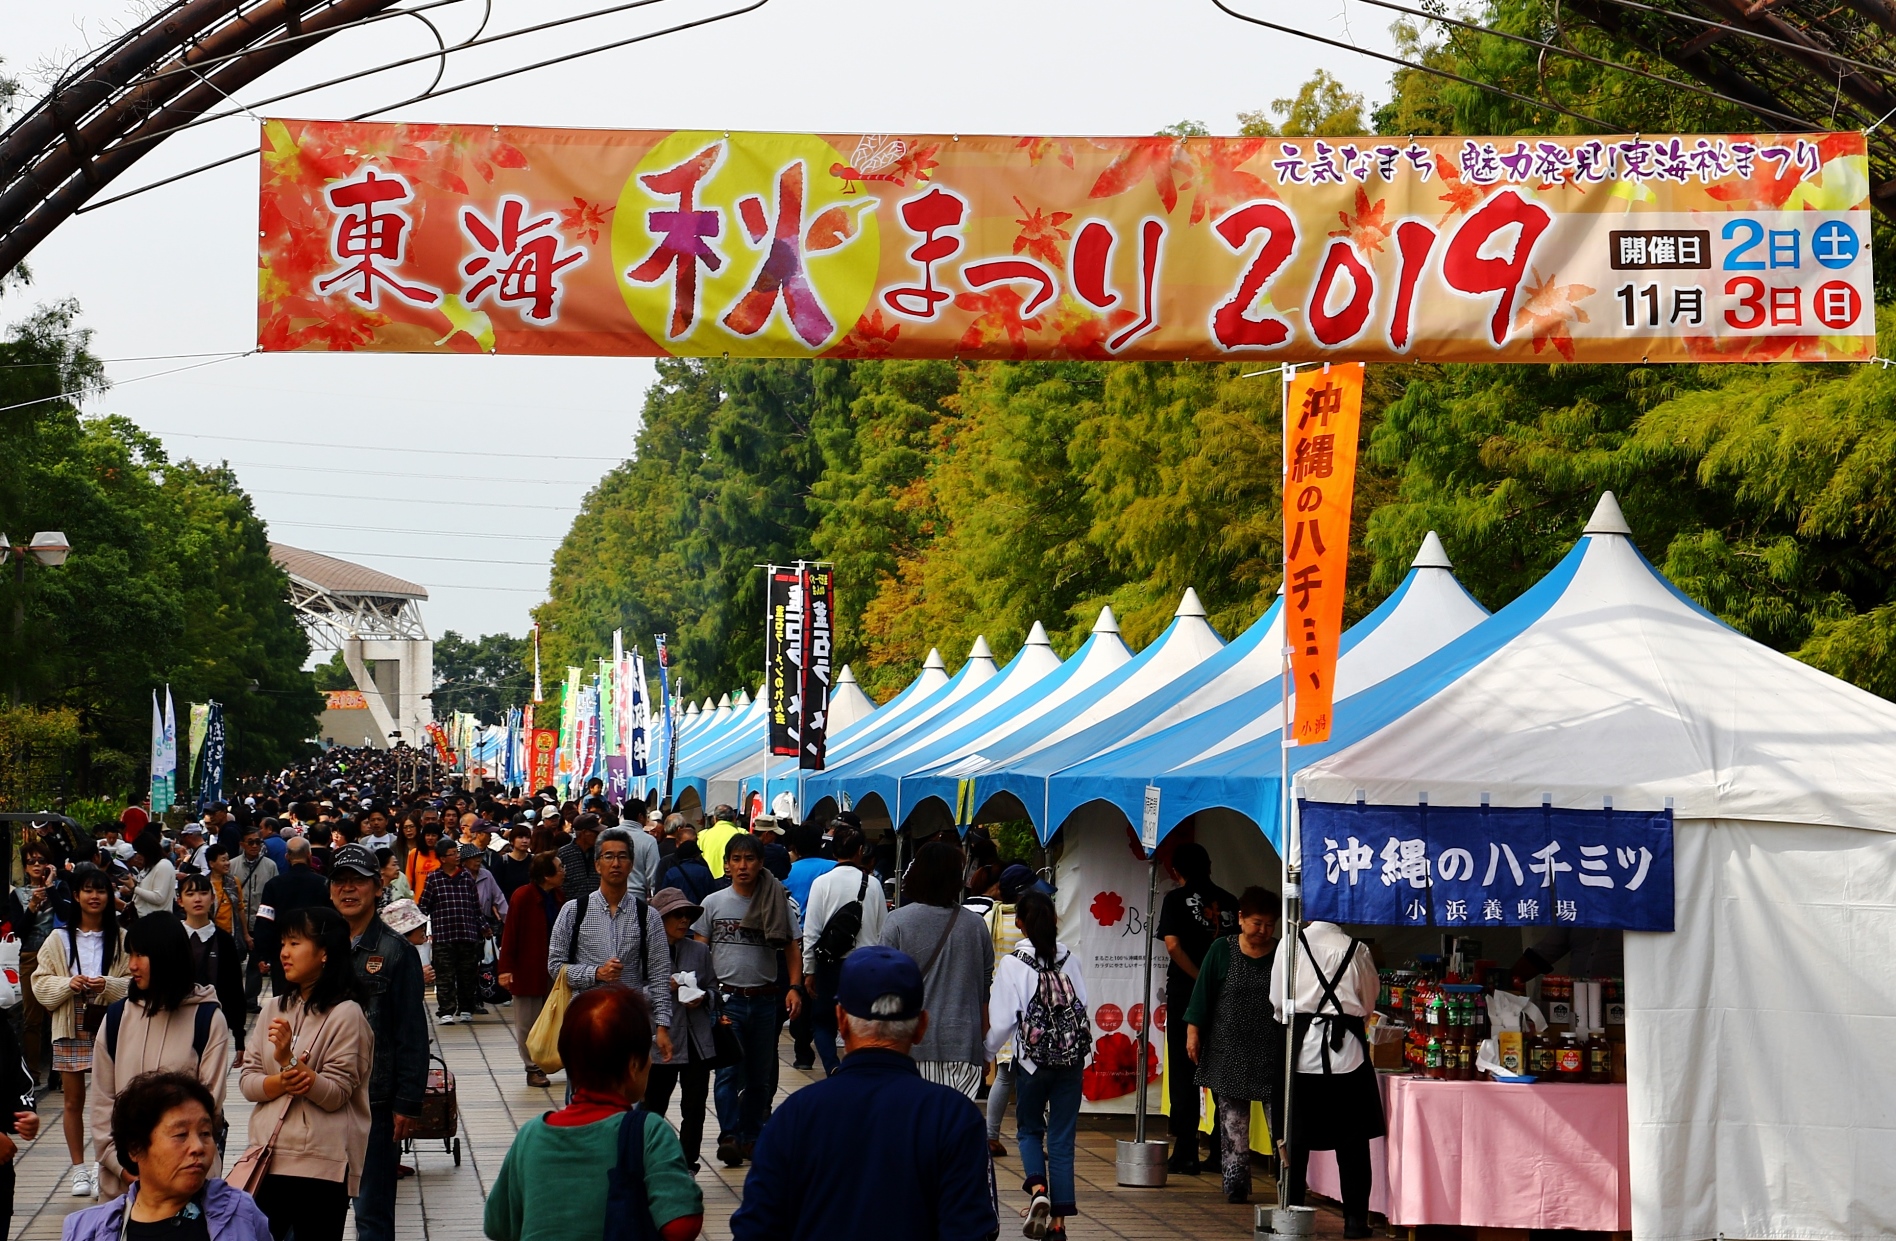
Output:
top-left (766, 566), bottom-right (804, 757)
top-left (801, 565), bottom-right (834, 770)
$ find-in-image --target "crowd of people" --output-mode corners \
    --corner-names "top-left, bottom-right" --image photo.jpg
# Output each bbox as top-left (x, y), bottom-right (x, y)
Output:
top-left (0, 744), bottom-right (1385, 1241)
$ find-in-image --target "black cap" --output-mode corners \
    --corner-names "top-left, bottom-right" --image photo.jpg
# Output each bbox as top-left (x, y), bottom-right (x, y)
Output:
top-left (329, 843), bottom-right (380, 879)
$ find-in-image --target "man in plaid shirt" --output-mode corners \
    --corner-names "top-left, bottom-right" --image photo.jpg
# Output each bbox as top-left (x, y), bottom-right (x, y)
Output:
top-left (419, 837), bottom-right (484, 1024)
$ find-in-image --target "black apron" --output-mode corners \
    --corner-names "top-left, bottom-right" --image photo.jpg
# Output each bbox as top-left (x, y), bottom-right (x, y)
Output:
top-left (1285, 930), bottom-right (1387, 1151)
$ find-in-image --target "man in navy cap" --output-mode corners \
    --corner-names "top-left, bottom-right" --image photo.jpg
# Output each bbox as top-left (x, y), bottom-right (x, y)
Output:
top-left (731, 945), bottom-right (998, 1241)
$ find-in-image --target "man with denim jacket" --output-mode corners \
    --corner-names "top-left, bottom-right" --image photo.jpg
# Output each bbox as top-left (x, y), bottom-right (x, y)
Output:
top-left (328, 844), bottom-right (428, 1241)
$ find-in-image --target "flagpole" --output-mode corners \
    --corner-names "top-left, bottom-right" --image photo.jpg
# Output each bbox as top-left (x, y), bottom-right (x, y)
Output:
top-left (1278, 361), bottom-right (1300, 1218)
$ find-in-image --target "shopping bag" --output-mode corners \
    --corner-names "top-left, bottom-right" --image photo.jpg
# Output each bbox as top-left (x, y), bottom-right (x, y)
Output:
top-left (0, 936), bottom-right (19, 1009)
top-left (526, 966), bottom-right (573, 1074)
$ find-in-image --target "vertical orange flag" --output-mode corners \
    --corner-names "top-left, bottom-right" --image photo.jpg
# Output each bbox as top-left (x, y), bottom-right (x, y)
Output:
top-left (1284, 363), bottom-right (1366, 745)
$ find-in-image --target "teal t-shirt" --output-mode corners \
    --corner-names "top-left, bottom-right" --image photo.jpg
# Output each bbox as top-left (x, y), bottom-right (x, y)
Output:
top-left (484, 1110), bottom-right (702, 1241)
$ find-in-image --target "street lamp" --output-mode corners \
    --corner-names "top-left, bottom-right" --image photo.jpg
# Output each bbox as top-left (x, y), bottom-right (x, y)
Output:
top-left (3, 531), bottom-right (73, 707)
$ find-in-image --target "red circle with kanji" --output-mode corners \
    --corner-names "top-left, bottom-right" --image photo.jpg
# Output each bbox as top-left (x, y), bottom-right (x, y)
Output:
top-left (1815, 281), bottom-right (1863, 330)
top-left (1129, 1003), bottom-right (1146, 1033)
top-left (1095, 1003), bottom-right (1124, 1033)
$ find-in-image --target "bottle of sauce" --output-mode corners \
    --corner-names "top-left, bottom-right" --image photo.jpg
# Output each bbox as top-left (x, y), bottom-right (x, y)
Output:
top-left (1456, 1028), bottom-right (1474, 1081)
top-left (1555, 1032), bottom-right (1585, 1081)
top-left (1586, 1029), bottom-right (1610, 1083)
top-left (1528, 1029), bottom-right (1555, 1077)
top-left (1425, 1032), bottom-right (1444, 1079)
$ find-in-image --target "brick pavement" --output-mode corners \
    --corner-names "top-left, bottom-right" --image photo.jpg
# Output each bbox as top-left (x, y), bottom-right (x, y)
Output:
top-left (9, 1009), bottom-right (1354, 1240)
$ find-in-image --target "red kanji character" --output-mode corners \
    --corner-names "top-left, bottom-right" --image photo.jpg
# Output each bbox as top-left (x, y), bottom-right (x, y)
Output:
top-left (460, 196), bottom-right (588, 322)
top-left (317, 168), bottom-right (440, 308)
top-left (1298, 382), bottom-right (1344, 429)
top-left (1290, 563), bottom-right (1324, 610)
top-left (722, 160), bottom-right (835, 348)
top-left (1291, 434), bottom-right (1335, 482)
top-left (1288, 517), bottom-right (1326, 560)
top-left (884, 187), bottom-right (968, 320)
top-left (624, 143), bottom-right (726, 340)
top-left (959, 258), bottom-right (1058, 317)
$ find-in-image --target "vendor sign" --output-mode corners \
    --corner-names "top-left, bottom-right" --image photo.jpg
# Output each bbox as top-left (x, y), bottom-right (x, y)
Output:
top-left (258, 121), bottom-right (1872, 364)
top-left (1301, 801), bottom-right (1673, 930)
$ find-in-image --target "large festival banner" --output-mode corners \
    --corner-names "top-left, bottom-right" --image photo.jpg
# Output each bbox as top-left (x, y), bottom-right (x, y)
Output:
top-left (527, 727), bottom-right (558, 792)
top-left (1284, 363), bottom-right (1364, 745)
top-left (260, 122), bottom-right (1873, 364)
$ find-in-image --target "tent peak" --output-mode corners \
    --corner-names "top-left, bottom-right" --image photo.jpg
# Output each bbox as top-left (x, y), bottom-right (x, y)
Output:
top-left (1411, 531), bottom-right (1453, 569)
top-left (1024, 621), bottom-right (1052, 646)
top-left (1175, 587), bottom-right (1207, 618)
top-left (1584, 491), bottom-right (1633, 537)
top-left (735, 688), bottom-right (751, 706)
top-left (836, 664), bottom-right (859, 685)
top-left (969, 635), bottom-right (994, 661)
top-left (1092, 605), bottom-right (1121, 635)
top-left (717, 692), bottom-right (731, 709)
top-left (922, 648), bottom-right (946, 671)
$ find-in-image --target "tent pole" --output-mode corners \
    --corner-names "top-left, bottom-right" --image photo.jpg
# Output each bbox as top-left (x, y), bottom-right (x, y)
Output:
top-left (1135, 850), bottom-right (1159, 1145)
top-left (1278, 361), bottom-right (1300, 1214)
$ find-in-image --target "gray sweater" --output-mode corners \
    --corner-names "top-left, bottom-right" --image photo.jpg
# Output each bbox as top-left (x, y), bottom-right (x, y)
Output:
top-left (879, 904), bottom-right (994, 1066)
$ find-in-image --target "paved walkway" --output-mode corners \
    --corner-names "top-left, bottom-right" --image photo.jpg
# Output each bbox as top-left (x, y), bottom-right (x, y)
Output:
top-left (10, 1009), bottom-right (1353, 1240)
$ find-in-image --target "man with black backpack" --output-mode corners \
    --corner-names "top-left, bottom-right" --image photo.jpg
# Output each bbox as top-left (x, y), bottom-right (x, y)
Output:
top-left (545, 827), bottom-right (673, 1064)
top-left (799, 827), bottom-right (886, 1076)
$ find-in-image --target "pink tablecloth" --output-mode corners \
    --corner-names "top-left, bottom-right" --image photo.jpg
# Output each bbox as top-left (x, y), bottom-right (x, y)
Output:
top-left (1306, 1076), bottom-right (1631, 1231)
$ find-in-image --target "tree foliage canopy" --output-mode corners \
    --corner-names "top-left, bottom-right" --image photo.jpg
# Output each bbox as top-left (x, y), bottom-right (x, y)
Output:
top-left (1, 303), bottom-right (320, 793)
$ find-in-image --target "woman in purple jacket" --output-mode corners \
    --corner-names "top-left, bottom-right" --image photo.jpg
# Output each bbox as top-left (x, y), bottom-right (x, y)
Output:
top-left (62, 1071), bottom-right (272, 1241)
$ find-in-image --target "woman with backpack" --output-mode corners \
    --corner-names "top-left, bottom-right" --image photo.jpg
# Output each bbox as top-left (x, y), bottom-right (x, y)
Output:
top-left (985, 890), bottom-right (1088, 1241)
top-left (31, 864), bottom-right (131, 1200)
top-left (88, 912), bottom-right (233, 1198)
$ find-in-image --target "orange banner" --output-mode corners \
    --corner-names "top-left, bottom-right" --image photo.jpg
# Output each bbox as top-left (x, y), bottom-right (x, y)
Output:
top-left (1285, 363), bottom-right (1364, 745)
top-left (259, 121), bottom-right (1873, 364)
top-left (527, 728), bottom-right (558, 793)
top-left (324, 690), bottom-right (367, 710)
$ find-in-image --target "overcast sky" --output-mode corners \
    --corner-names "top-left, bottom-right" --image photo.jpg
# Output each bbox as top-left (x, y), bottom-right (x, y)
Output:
top-left (1, 0), bottom-right (1401, 652)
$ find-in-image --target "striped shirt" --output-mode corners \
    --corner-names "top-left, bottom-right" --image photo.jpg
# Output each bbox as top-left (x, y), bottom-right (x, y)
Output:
top-left (546, 889), bottom-right (673, 1032)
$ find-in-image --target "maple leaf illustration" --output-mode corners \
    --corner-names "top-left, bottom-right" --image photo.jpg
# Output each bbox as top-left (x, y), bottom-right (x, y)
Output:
top-left (806, 200), bottom-right (876, 253)
top-left (1328, 186), bottom-right (1393, 255)
top-left (1012, 197), bottom-right (1074, 268)
top-left (559, 198), bottom-right (612, 245)
top-left (1185, 137), bottom-right (1274, 224)
top-left (1089, 136), bottom-right (1192, 213)
top-left (1434, 155), bottom-right (1483, 219)
top-left (1017, 136), bottom-right (1076, 168)
top-left (1513, 271), bottom-right (1596, 361)
top-left (832, 308), bottom-right (902, 359)
top-left (892, 142), bottom-right (941, 186)
top-left (955, 286), bottom-right (1046, 357)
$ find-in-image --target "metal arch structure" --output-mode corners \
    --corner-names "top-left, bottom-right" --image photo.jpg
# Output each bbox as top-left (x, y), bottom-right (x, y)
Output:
top-left (271, 543), bottom-right (433, 749)
top-left (0, 0), bottom-right (412, 281)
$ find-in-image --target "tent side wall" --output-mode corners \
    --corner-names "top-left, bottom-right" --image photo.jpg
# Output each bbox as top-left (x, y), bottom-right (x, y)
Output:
top-left (1627, 817), bottom-right (1896, 1241)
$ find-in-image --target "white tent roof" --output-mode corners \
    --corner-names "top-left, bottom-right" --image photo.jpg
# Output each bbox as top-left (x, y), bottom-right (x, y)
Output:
top-left (828, 665), bottom-right (876, 734)
top-left (1298, 492), bottom-right (1896, 832)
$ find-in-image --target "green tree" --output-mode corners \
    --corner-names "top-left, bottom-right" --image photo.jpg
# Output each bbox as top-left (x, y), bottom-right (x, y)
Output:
top-left (432, 630), bottom-right (532, 723)
top-left (0, 302), bottom-right (320, 791)
top-left (1240, 69), bottom-right (1367, 137)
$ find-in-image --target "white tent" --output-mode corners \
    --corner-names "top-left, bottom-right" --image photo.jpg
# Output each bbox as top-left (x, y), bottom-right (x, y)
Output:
top-left (1296, 494), bottom-right (1896, 1241)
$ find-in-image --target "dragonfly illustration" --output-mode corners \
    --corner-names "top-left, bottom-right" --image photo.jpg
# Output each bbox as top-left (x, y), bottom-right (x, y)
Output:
top-left (829, 135), bottom-right (908, 193)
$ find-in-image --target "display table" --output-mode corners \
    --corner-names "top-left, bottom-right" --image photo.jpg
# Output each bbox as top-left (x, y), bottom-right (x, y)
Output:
top-left (1306, 1075), bottom-right (1630, 1231)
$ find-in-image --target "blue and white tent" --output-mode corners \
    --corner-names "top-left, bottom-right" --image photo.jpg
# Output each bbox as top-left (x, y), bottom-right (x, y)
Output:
top-left (796, 640), bottom-right (1016, 814)
top-left (700, 665), bottom-right (879, 809)
top-left (1289, 492), bottom-right (1896, 1241)
top-left (898, 589), bottom-right (1228, 828)
top-left (1043, 532), bottom-right (1489, 847)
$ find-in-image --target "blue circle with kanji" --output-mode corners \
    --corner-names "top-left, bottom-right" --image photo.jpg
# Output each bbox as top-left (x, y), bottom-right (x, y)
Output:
top-left (1812, 220), bottom-right (1860, 270)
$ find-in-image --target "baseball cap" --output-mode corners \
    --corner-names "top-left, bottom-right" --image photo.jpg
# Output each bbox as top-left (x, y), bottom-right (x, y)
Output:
top-left (330, 844), bottom-right (380, 879)
top-left (180, 822), bottom-right (205, 838)
top-left (835, 945), bottom-right (925, 1021)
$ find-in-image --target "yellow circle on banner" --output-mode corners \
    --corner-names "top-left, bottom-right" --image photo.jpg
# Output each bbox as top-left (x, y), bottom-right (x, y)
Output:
top-left (613, 131), bottom-right (881, 357)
